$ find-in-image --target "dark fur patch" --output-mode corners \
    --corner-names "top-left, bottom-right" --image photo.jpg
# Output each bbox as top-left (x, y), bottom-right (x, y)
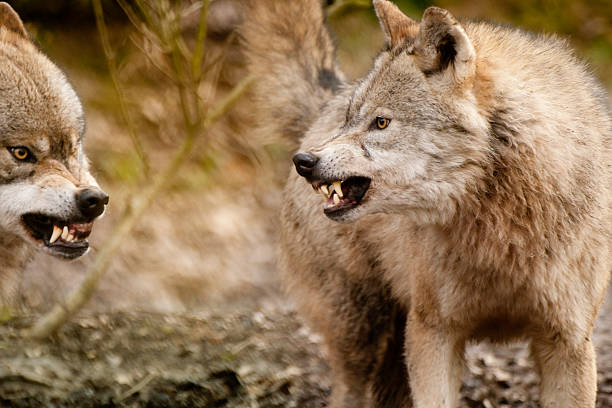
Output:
top-left (318, 68), bottom-right (340, 91)
top-left (389, 43), bottom-right (413, 57)
top-left (371, 305), bottom-right (411, 407)
top-left (360, 142), bottom-right (372, 160)
top-left (422, 33), bottom-right (458, 76)
top-left (438, 33), bottom-right (457, 71)
top-left (451, 123), bottom-right (470, 135)
top-left (488, 109), bottom-right (516, 145)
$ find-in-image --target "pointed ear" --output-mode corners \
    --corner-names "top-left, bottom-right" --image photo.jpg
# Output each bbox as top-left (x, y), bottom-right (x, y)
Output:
top-left (373, 0), bottom-right (418, 49)
top-left (0, 2), bottom-right (28, 39)
top-left (415, 7), bottom-right (475, 83)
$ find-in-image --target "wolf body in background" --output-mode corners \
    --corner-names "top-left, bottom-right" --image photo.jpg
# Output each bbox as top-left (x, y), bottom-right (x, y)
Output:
top-left (0, 3), bottom-right (108, 304)
top-left (243, 0), bottom-right (612, 407)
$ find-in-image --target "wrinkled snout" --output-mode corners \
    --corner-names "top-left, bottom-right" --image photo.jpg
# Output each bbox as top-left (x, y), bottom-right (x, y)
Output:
top-left (75, 188), bottom-right (109, 220)
top-left (292, 152), bottom-right (319, 179)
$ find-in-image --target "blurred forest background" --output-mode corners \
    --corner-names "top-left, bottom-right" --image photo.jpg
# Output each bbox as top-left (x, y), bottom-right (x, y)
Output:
top-left (1, 1), bottom-right (611, 407)
top-left (10, 0), bottom-right (611, 317)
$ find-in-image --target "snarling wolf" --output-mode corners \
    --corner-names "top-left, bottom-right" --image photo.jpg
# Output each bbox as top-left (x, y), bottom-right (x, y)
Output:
top-left (243, 0), bottom-right (612, 407)
top-left (0, 3), bottom-right (108, 303)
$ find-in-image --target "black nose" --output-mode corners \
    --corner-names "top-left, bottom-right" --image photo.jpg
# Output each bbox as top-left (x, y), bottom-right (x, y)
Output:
top-left (292, 152), bottom-right (319, 178)
top-left (76, 188), bottom-right (109, 219)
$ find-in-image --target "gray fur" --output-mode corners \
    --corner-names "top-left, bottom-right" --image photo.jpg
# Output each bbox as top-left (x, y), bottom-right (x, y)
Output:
top-left (244, 1), bottom-right (612, 407)
top-left (0, 3), bottom-right (106, 305)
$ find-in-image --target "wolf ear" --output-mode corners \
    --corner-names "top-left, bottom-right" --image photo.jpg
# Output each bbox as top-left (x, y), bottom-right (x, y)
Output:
top-left (0, 2), bottom-right (28, 39)
top-left (373, 0), bottom-right (418, 49)
top-left (414, 7), bottom-right (475, 83)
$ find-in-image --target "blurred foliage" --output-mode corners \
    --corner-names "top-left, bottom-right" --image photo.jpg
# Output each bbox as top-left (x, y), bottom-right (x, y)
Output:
top-left (330, 0), bottom-right (612, 87)
top-left (17, 0), bottom-right (612, 87)
top-left (437, 0), bottom-right (612, 88)
top-left (96, 150), bottom-right (143, 183)
top-left (11, 0), bottom-right (124, 24)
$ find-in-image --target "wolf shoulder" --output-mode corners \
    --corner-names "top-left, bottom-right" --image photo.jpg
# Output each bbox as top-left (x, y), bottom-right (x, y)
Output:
top-left (465, 20), bottom-right (610, 119)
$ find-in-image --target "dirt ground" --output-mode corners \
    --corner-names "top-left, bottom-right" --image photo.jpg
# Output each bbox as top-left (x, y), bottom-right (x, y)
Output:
top-left (1, 286), bottom-right (610, 408)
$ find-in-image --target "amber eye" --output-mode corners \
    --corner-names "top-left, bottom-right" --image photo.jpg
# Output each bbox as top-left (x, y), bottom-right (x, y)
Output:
top-left (8, 146), bottom-right (33, 162)
top-left (375, 116), bottom-right (390, 130)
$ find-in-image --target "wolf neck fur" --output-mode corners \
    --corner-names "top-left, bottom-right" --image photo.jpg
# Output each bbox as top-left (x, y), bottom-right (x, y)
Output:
top-left (0, 231), bottom-right (33, 274)
top-left (434, 155), bottom-right (596, 275)
top-left (0, 230), bottom-right (33, 304)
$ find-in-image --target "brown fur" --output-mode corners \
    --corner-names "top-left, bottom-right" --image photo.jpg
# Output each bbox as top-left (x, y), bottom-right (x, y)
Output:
top-left (241, 0), bottom-right (343, 149)
top-left (243, 1), bottom-right (611, 407)
top-left (0, 3), bottom-right (106, 305)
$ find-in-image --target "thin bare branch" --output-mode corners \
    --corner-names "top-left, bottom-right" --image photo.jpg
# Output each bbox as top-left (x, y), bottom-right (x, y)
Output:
top-left (92, 0), bottom-right (150, 177)
top-left (192, 0), bottom-right (209, 81)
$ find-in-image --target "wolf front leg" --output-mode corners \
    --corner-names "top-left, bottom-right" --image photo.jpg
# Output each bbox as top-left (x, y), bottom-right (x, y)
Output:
top-left (531, 333), bottom-right (597, 408)
top-left (301, 275), bottom-right (412, 408)
top-left (405, 312), bottom-right (464, 408)
top-left (281, 258), bottom-right (411, 406)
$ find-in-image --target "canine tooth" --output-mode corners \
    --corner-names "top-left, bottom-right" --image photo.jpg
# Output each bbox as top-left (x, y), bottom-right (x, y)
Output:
top-left (61, 226), bottom-right (69, 240)
top-left (333, 193), bottom-right (340, 205)
top-left (332, 181), bottom-right (343, 198)
top-left (50, 225), bottom-right (62, 244)
top-left (320, 185), bottom-right (329, 196)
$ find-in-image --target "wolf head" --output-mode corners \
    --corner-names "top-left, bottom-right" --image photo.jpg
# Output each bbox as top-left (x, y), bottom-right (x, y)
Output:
top-left (293, 1), bottom-right (492, 224)
top-left (0, 3), bottom-right (108, 260)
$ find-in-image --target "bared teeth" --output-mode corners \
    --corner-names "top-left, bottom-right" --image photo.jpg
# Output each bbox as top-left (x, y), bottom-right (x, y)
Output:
top-left (315, 181), bottom-right (344, 203)
top-left (332, 181), bottom-right (343, 198)
top-left (48, 224), bottom-right (85, 244)
top-left (50, 225), bottom-right (62, 244)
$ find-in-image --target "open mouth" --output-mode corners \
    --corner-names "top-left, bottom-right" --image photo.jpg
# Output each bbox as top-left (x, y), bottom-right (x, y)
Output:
top-left (21, 213), bottom-right (93, 259)
top-left (312, 176), bottom-right (371, 217)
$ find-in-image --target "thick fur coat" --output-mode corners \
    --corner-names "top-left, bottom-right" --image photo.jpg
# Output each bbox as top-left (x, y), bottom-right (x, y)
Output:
top-left (242, 1), bottom-right (612, 407)
top-left (0, 3), bottom-right (107, 304)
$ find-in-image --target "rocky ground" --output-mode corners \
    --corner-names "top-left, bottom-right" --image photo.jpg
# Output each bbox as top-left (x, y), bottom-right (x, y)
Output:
top-left (0, 287), bottom-right (610, 408)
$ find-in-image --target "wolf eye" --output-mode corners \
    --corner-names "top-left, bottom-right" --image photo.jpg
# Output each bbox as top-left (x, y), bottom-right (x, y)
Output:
top-left (8, 146), bottom-right (35, 162)
top-left (375, 117), bottom-right (390, 130)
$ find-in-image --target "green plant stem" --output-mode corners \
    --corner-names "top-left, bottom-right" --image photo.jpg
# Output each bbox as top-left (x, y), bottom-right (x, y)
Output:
top-left (192, 0), bottom-right (209, 81)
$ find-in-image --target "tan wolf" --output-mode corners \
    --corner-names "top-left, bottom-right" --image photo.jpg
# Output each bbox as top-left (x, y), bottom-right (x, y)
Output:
top-left (243, 0), bottom-right (612, 407)
top-left (0, 3), bottom-right (108, 303)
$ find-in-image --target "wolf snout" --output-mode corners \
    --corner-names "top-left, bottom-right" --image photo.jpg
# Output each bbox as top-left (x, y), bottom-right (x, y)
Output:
top-left (292, 152), bottom-right (319, 179)
top-left (75, 188), bottom-right (109, 219)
